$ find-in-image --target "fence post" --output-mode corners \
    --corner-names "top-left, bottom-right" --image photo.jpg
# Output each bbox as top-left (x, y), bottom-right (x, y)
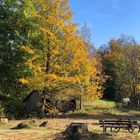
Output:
top-left (138, 100), bottom-right (140, 109)
top-left (103, 120), bottom-right (106, 134)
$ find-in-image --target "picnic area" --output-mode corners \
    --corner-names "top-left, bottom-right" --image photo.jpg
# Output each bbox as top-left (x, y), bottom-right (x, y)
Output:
top-left (0, 99), bottom-right (140, 140)
top-left (1, 0), bottom-right (140, 139)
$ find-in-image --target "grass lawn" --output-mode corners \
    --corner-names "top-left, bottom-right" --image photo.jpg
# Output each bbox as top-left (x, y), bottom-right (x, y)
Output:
top-left (0, 99), bottom-right (140, 140)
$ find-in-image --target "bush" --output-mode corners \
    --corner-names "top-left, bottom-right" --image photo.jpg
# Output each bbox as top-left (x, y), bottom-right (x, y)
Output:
top-left (48, 107), bottom-right (59, 117)
top-left (0, 104), bottom-right (5, 118)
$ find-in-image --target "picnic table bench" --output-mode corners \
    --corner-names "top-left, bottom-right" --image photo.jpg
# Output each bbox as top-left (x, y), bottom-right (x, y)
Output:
top-left (99, 119), bottom-right (140, 134)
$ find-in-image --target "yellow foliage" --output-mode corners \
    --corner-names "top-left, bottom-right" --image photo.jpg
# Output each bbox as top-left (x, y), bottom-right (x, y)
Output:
top-left (21, 45), bottom-right (35, 54)
top-left (34, 11), bottom-right (39, 17)
top-left (46, 74), bottom-right (58, 80)
top-left (137, 84), bottom-right (140, 91)
top-left (19, 78), bottom-right (29, 84)
top-left (53, 65), bottom-right (61, 70)
top-left (51, 50), bottom-right (59, 55)
top-left (39, 27), bottom-right (46, 33)
top-left (19, 0), bottom-right (106, 102)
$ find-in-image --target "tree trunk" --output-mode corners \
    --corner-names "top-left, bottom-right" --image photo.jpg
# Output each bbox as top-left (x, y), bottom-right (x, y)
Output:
top-left (46, 45), bottom-right (51, 73)
top-left (41, 42), bottom-right (51, 117)
top-left (41, 96), bottom-right (47, 118)
top-left (79, 96), bottom-right (82, 110)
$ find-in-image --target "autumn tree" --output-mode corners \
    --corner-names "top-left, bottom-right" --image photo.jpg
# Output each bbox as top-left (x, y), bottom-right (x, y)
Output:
top-left (16, 0), bottom-right (85, 113)
top-left (0, 0), bottom-right (106, 116)
top-left (18, 0), bottom-right (106, 113)
top-left (80, 23), bottom-right (105, 108)
top-left (119, 36), bottom-right (140, 103)
top-left (99, 35), bottom-right (140, 103)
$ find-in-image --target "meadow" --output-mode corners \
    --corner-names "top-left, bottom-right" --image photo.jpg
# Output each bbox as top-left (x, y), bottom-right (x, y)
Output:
top-left (0, 99), bottom-right (140, 140)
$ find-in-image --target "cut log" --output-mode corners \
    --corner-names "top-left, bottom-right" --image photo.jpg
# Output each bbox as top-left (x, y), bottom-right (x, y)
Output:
top-left (11, 122), bottom-right (29, 129)
top-left (63, 122), bottom-right (89, 139)
top-left (39, 121), bottom-right (48, 127)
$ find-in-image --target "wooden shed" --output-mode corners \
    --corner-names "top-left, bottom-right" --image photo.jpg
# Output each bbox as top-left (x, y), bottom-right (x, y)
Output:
top-left (23, 90), bottom-right (42, 111)
top-left (23, 90), bottom-right (77, 113)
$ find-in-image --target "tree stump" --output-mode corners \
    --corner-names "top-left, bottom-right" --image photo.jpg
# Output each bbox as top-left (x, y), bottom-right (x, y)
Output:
top-left (39, 121), bottom-right (48, 127)
top-left (11, 122), bottom-right (29, 129)
top-left (64, 122), bottom-right (89, 139)
top-left (0, 118), bottom-right (8, 124)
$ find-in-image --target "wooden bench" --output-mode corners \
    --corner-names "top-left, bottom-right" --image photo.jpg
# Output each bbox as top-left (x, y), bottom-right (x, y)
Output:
top-left (99, 119), bottom-right (140, 134)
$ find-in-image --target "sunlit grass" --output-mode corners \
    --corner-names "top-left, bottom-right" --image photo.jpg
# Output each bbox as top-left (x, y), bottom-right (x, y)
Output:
top-left (1, 99), bottom-right (140, 139)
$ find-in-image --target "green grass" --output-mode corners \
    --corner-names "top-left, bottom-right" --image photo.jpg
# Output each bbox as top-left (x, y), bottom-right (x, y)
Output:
top-left (82, 99), bottom-right (116, 112)
top-left (74, 99), bottom-right (118, 117)
top-left (83, 99), bottom-right (116, 108)
top-left (1, 99), bottom-right (140, 139)
top-left (73, 99), bottom-right (140, 118)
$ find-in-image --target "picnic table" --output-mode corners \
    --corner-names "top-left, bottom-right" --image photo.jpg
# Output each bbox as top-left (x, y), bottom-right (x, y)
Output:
top-left (99, 119), bottom-right (140, 134)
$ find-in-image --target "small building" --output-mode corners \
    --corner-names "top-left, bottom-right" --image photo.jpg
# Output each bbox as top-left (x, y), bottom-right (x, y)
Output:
top-left (23, 90), bottom-right (42, 111)
top-left (23, 90), bottom-right (76, 113)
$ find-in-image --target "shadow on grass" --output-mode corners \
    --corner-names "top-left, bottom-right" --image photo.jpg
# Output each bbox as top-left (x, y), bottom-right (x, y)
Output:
top-left (56, 112), bottom-right (140, 121)
top-left (53, 132), bottom-right (113, 140)
top-left (90, 132), bottom-right (113, 140)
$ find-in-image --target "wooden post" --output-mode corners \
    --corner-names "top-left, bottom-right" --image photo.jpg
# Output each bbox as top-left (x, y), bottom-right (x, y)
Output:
top-left (41, 97), bottom-right (46, 118)
top-left (138, 100), bottom-right (140, 109)
top-left (41, 88), bottom-right (47, 118)
top-left (103, 120), bottom-right (106, 134)
top-left (131, 120), bottom-right (134, 132)
top-left (79, 96), bottom-right (82, 110)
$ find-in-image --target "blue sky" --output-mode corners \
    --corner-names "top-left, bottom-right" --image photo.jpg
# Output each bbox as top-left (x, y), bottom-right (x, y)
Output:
top-left (70, 0), bottom-right (140, 48)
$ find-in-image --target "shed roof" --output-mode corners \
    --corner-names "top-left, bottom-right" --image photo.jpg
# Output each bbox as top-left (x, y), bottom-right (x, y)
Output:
top-left (23, 90), bottom-right (40, 103)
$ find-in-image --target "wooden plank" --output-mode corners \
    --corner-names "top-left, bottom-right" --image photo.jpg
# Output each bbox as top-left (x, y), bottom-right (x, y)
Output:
top-left (99, 120), bottom-right (137, 122)
top-left (99, 121), bottom-right (138, 125)
top-left (99, 119), bottom-right (140, 134)
top-left (100, 125), bottom-right (139, 128)
top-left (99, 122), bottom-right (132, 124)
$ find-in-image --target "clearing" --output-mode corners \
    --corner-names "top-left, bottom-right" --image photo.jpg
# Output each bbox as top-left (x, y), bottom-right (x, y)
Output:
top-left (0, 99), bottom-right (140, 140)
